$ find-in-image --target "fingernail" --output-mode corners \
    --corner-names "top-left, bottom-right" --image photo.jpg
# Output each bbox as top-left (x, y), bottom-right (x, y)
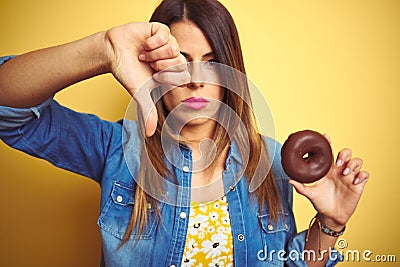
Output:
top-left (152, 72), bottom-right (159, 80)
top-left (336, 159), bottom-right (343, 167)
top-left (176, 71), bottom-right (191, 85)
top-left (139, 54), bottom-right (146, 60)
top-left (343, 167), bottom-right (350, 175)
top-left (183, 71), bottom-right (191, 83)
top-left (353, 178), bottom-right (360, 185)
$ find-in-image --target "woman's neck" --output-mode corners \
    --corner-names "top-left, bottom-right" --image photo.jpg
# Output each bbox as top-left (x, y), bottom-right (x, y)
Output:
top-left (180, 119), bottom-right (218, 160)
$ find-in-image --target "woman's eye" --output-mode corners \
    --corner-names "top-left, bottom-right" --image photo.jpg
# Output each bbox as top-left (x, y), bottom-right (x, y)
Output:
top-left (203, 59), bottom-right (218, 69)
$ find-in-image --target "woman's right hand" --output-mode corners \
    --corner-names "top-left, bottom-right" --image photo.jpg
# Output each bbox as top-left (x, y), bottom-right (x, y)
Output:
top-left (104, 22), bottom-right (189, 136)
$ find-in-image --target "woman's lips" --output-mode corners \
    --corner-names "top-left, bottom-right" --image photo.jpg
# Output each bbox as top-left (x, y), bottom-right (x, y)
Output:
top-left (182, 97), bottom-right (209, 110)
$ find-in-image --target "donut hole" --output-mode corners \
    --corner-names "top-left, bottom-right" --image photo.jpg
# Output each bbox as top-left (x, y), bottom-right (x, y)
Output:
top-left (302, 152), bottom-right (312, 161)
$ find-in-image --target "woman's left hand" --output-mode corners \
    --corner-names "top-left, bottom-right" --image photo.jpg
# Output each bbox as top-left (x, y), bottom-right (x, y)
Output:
top-left (289, 136), bottom-right (369, 229)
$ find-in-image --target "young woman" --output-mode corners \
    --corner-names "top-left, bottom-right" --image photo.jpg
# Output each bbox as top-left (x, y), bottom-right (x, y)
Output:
top-left (0, 0), bottom-right (368, 266)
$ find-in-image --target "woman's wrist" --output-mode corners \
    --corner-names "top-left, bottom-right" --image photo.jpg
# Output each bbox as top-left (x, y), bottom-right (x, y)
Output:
top-left (60, 31), bottom-right (112, 79)
top-left (316, 213), bottom-right (346, 232)
top-left (89, 31), bottom-right (113, 75)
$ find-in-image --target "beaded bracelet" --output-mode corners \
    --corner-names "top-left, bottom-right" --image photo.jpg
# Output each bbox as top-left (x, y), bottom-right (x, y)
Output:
top-left (320, 222), bottom-right (346, 237)
top-left (305, 215), bottom-right (346, 254)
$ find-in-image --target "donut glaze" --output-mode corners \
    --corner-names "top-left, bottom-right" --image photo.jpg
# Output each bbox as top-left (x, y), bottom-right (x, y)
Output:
top-left (281, 130), bottom-right (333, 183)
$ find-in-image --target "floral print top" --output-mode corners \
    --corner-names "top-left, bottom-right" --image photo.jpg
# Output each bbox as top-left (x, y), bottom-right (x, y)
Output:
top-left (182, 196), bottom-right (234, 267)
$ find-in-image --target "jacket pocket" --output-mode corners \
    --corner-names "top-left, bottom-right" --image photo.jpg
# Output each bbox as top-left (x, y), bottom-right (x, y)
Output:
top-left (257, 212), bottom-right (291, 266)
top-left (98, 182), bottom-right (163, 240)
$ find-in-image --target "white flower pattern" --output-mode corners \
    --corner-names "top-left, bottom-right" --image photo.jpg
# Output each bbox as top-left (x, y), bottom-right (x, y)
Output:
top-left (182, 196), bottom-right (233, 266)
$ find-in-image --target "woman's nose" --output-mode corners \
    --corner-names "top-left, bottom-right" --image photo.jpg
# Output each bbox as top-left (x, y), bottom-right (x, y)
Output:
top-left (187, 81), bottom-right (204, 90)
top-left (188, 62), bottom-right (206, 86)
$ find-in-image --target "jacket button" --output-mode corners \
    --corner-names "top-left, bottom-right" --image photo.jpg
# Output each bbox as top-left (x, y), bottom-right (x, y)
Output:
top-left (267, 224), bottom-right (274, 231)
top-left (116, 195), bottom-right (123, 203)
top-left (182, 166), bottom-right (189, 172)
top-left (169, 265), bottom-right (176, 267)
top-left (180, 212), bottom-right (187, 219)
top-left (284, 223), bottom-right (289, 230)
top-left (238, 234), bottom-right (244, 241)
top-left (229, 185), bottom-right (235, 191)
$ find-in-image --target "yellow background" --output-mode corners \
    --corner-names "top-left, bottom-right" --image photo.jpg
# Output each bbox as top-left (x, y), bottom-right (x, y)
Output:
top-left (0, 0), bottom-right (399, 266)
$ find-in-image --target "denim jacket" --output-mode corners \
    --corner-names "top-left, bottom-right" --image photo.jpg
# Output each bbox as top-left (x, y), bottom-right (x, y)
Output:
top-left (0, 55), bottom-right (341, 266)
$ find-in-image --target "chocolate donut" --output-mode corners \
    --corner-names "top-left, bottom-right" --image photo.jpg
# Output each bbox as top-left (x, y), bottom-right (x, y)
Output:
top-left (281, 130), bottom-right (333, 183)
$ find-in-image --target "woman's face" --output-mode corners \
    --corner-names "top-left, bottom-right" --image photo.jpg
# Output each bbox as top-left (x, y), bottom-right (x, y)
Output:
top-left (161, 21), bottom-right (224, 129)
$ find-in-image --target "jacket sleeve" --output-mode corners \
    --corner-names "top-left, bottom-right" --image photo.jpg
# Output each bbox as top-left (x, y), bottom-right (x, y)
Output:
top-left (0, 56), bottom-right (124, 183)
top-left (0, 99), bottom-right (124, 183)
top-left (286, 231), bottom-right (343, 266)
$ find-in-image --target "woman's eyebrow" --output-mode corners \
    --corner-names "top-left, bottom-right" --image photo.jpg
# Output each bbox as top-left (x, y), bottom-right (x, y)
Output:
top-left (202, 52), bottom-right (215, 58)
top-left (180, 51), bottom-right (192, 61)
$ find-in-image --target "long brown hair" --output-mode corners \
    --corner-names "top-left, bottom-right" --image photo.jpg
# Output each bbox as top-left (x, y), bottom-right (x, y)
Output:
top-left (120, 0), bottom-right (283, 247)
